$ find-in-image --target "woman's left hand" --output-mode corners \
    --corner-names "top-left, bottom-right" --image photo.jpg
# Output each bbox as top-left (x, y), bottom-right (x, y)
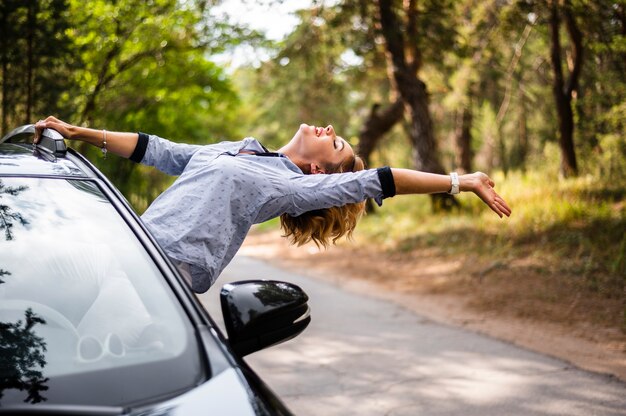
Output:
top-left (34, 116), bottom-right (77, 143)
top-left (460, 172), bottom-right (512, 218)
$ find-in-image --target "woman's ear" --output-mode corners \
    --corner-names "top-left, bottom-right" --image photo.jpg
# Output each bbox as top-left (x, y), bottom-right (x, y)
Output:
top-left (310, 163), bottom-right (326, 174)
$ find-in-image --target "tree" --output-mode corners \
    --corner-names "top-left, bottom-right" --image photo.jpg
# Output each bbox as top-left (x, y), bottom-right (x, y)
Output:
top-left (63, 0), bottom-right (247, 208)
top-left (357, 100), bottom-right (405, 170)
top-left (548, 0), bottom-right (583, 177)
top-left (376, 0), bottom-right (459, 208)
top-left (376, 0), bottom-right (444, 174)
top-left (236, 5), bottom-right (361, 148)
top-left (570, 0), bottom-right (625, 180)
top-left (67, 0), bottom-right (226, 125)
top-left (442, 0), bottom-right (501, 174)
top-left (0, 0), bottom-right (74, 134)
top-left (496, 17), bottom-right (535, 175)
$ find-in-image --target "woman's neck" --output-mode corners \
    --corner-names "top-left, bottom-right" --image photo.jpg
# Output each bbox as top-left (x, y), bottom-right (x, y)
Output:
top-left (277, 143), bottom-right (309, 173)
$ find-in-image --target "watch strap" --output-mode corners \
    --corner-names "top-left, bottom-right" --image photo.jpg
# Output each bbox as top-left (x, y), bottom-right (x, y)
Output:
top-left (448, 172), bottom-right (460, 195)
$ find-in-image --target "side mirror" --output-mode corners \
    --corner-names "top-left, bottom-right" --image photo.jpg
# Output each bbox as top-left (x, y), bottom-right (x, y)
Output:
top-left (220, 280), bottom-right (311, 356)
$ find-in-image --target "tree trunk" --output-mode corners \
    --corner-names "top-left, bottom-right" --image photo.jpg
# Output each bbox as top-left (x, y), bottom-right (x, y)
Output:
top-left (403, 78), bottom-right (446, 174)
top-left (1, 10), bottom-right (7, 134)
top-left (357, 99), bottom-right (405, 212)
top-left (376, 0), bottom-right (445, 174)
top-left (454, 105), bottom-right (473, 174)
top-left (517, 81), bottom-right (528, 172)
top-left (548, 0), bottom-right (582, 177)
top-left (25, 0), bottom-right (36, 124)
top-left (357, 99), bottom-right (404, 166)
top-left (377, 0), bottom-right (455, 209)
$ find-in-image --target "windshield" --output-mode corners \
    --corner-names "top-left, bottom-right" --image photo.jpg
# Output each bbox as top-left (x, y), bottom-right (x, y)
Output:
top-left (0, 177), bottom-right (204, 407)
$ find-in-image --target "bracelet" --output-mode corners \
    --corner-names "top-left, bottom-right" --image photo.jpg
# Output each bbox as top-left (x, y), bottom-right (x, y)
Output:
top-left (448, 172), bottom-right (460, 195)
top-left (101, 129), bottom-right (107, 159)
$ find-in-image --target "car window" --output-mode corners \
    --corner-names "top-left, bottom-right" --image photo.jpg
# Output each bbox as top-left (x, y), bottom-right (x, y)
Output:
top-left (0, 177), bottom-right (205, 407)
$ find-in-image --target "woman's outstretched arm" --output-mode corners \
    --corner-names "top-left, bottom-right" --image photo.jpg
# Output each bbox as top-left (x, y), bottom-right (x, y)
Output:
top-left (34, 116), bottom-right (138, 158)
top-left (391, 169), bottom-right (512, 218)
top-left (34, 116), bottom-right (202, 175)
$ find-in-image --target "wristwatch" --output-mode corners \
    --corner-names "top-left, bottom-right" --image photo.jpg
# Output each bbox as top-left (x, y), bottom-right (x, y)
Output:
top-left (448, 172), bottom-right (460, 195)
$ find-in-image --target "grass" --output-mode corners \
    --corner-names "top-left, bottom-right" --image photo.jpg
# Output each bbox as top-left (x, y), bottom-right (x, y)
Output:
top-left (348, 169), bottom-right (626, 333)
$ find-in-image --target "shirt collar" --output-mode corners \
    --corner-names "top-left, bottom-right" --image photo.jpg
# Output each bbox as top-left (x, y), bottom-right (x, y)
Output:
top-left (241, 137), bottom-right (303, 174)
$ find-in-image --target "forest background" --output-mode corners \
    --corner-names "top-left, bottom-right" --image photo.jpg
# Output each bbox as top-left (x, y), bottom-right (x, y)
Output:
top-left (1, 0), bottom-right (625, 361)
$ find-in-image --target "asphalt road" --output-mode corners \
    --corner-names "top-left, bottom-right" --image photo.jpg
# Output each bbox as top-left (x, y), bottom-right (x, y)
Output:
top-left (198, 255), bottom-right (626, 416)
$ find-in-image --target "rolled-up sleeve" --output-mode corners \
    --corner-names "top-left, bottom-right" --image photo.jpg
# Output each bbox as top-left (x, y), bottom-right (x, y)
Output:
top-left (138, 134), bottom-right (202, 176)
top-left (286, 167), bottom-right (395, 216)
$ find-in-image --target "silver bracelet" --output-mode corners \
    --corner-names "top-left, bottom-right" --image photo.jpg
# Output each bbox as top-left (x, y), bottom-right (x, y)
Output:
top-left (101, 129), bottom-right (107, 159)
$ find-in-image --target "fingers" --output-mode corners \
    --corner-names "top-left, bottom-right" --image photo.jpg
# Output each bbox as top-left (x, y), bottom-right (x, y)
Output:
top-left (34, 116), bottom-right (63, 143)
top-left (490, 194), bottom-right (512, 218)
top-left (474, 172), bottom-right (510, 218)
top-left (34, 119), bottom-right (45, 143)
top-left (489, 203), bottom-right (503, 218)
top-left (475, 179), bottom-right (511, 218)
top-left (34, 119), bottom-right (51, 143)
top-left (495, 195), bottom-right (512, 217)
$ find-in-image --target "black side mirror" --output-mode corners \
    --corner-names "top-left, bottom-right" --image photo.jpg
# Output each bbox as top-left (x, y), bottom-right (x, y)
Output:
top-left (220, 280), bottom-right (311, 356)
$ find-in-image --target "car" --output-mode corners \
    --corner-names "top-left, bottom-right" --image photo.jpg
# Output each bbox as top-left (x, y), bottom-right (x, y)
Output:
top-left (0, 125), bottom-right (311, 415)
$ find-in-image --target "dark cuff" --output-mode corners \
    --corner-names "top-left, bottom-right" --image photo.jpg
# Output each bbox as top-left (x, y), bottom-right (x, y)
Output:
top-left (130, 132), bottom-right (149, 163)
top-left (376, 166), bottom-right (396, 199)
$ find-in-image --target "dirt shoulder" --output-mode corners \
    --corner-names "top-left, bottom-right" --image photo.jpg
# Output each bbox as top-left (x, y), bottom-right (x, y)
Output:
top-left (239, 229), bottom-right (626, 383)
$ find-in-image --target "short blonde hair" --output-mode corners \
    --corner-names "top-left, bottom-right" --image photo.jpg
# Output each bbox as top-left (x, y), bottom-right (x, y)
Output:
top-left (280, 155), bottom-right (366, 247)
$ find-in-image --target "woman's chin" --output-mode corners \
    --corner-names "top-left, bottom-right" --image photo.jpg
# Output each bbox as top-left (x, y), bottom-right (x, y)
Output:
top-left (299, 123), bottom-right (310, 130)
top-left (292, 124), bottom-right (315, 143)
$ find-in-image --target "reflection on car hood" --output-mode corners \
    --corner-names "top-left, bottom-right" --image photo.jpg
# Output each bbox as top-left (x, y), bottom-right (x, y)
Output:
top-left (134, 368), bottom-right (256, 416)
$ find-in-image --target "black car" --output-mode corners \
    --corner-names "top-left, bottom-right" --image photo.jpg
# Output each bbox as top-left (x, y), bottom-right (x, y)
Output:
top-left (0, 125), bottom-right (311, 415)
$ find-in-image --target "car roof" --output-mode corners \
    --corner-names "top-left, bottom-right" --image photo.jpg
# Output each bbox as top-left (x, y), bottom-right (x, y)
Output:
top-left (0, 125), bottom-right (93, 178)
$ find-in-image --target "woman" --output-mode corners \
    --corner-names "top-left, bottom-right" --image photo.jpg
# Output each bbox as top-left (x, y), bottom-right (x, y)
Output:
top-left (34, 117), bottom-right (511, 293)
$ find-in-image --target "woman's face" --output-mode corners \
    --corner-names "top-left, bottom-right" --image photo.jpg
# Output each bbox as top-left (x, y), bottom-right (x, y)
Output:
top-left (288, 124), bottom-right (354, 173)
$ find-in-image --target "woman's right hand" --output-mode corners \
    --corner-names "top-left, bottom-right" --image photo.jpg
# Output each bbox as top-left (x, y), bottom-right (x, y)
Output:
top-left (34, 116), bottom-right (77, 143)
top-left (460, 172), bottom-right (512, 218)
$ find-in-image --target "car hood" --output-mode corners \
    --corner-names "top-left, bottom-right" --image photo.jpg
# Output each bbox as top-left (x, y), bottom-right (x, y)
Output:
top-left (0, 368), bottom-right (264, 416)
top-left (134, 368), bottom-right (258, 416)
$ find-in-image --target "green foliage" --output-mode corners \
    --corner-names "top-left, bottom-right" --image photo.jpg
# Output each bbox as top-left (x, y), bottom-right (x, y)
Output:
top-left (232, 2), bottom-right (396, 148)
top-left (1, 0), bottom-right (624, 218)
top-left (0, 0), bottom-right (253, 210)
top-left (234, 7), bottom-right (356, 146)
top-left (64, 0), bottom-right (243, 137)
top-left (57, 0), bottom-right (246, 207)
